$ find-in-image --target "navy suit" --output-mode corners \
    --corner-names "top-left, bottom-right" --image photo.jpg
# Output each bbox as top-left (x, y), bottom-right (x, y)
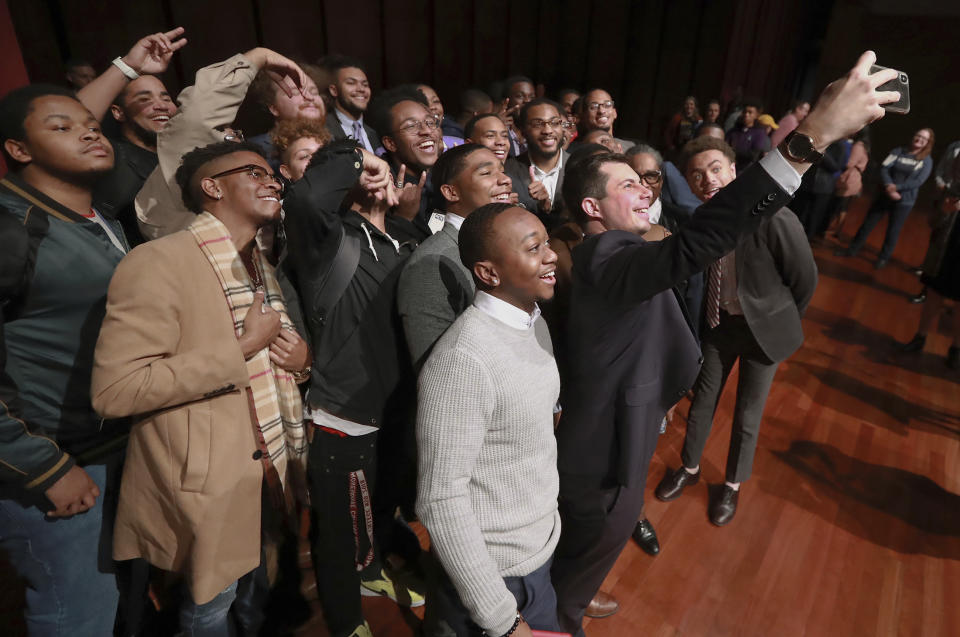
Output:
top-left (551, 163), bottom-right (795, 636)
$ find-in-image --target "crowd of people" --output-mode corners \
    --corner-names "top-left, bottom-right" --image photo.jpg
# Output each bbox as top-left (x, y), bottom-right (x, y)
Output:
top-left (0, 24), bottom-right (946, 637)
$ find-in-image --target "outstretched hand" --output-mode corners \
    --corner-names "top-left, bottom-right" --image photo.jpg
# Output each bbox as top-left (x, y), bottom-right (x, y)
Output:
top-left (797, 51), bottom-right (900, 150)
top-left (123, 27), bottom-right (187, 75)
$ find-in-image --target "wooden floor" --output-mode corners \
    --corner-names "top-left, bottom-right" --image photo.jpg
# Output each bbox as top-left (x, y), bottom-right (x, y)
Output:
top-left (353, 196), bottom-right (960, 637)
top-left (3, 197), bottom-right (958, 636)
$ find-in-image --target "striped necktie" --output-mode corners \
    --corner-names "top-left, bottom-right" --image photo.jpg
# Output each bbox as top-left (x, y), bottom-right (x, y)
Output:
top-left (706, 259), bottom-right (722, 329)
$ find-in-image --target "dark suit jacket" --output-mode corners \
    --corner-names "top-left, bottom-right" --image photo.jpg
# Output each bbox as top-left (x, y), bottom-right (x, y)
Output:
top-left (727, 207), bottom-right (817, 362)
top-left (504, 151), bottom-right (569, 230)
top-left (556, 163), bottom-right (793, 489)
top-left (325, 111), bottom-right (381, 152)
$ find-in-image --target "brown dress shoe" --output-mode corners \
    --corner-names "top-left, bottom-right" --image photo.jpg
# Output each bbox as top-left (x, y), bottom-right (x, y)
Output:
top-left (585, 590), bottom-right (619, 618)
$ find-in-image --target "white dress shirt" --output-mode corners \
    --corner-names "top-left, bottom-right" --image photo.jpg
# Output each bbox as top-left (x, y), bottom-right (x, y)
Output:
top-left (473, 291), bottom-right (541, 330)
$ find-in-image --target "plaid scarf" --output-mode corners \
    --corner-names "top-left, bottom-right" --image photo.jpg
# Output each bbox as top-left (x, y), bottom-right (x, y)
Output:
top-left (188, 212), bottom-right (307, 494)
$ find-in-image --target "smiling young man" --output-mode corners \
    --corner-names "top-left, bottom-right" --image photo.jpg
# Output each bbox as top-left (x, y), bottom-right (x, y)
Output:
top-left (549, 53), bottom-right (901, 636)
top-left (505, 98), bottom-right (570, 228)
top-left (652, 136), bottom-right (816, 526)
top-left (0, 84), bottom-right (127, 636)
top-left (465, 112), bottom-right (511, 164)
top-left (397, 143), bottom-right (514, 370)
top-left (371, 87), bottom-right (444, 242)
top-left (417, 202), bottom-right (563, 637)
top-left (93, 74), bottom-right (178, 244)
top-left (92, 141), bottom-right (310, 634)
top-left (321, 54), bottom-right (378, 152)
top-left (578, 88), bottom-right (633, 151)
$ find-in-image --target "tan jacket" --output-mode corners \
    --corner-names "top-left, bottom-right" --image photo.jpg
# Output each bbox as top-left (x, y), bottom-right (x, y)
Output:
top-left (91, 230), bottom-right (262, 604)
top-left (136, 54), bottom-right (258, 240)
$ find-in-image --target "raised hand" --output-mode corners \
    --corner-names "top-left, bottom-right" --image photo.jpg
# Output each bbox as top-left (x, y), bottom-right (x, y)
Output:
top-left (394, 164), bottom-right (427, 222)
top-left (243, 47), bottom-right (308, 99)
top-left (45, 465), bottom-right (99, 518)
top-left (528, 165), bottom-right (552, 211)
top-left (123, 27), bottom-right (187, 75)
top-left (797, 51), bottom-right (900, 150)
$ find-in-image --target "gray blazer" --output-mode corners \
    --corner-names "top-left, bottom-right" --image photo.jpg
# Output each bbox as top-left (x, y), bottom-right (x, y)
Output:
top-left (397, 222), bottom-right (475, 370)
top-left (732, 206), bottom-right (818, 363)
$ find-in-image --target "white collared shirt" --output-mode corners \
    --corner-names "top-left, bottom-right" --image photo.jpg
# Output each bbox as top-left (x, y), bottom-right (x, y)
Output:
top-left (647, 198), bottom-right (662, 226)
top-left (336, 108), bottom-right (373, 152)
top-left (473, 291), bottom-right (541, 330)
top-left (531, 152), bottom-right (564, 204)
top-left (444, 212), bottom-right (465, 230)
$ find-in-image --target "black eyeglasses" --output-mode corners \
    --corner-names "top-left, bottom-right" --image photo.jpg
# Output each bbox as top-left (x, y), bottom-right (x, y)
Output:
top-left (527, 118), bottom-right (565, 131)
top-left (637, 170), bottom-right (662, 186)
top-left (210, 164), bottom-right (284, 193)
top-left (395, 116), bottom-right (440, 136)
top-left (587, 100), bottom-right (615, 112)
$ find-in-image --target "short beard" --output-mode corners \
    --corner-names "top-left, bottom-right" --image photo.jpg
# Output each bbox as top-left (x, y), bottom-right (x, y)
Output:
top-left (338, 97), bottom-right (365, 119)
top-left (125, 120), bottom-right (158, 151)
top-left (529, 142), bottom-right (560, 162)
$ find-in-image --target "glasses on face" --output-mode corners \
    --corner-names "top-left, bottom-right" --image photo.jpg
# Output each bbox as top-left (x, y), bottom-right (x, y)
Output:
top-left (210, 164), bottom-right (284, 193)
top-left (395, 116), bottom-right (440, 136)
top-left (587, 100), bottom-right (615, 112)
top-left (222, 128), bottom-right (244, 142)
top-left (527, 118), bottom-right (565, 131)
top-left (637, 170), bottom-right (662, 186)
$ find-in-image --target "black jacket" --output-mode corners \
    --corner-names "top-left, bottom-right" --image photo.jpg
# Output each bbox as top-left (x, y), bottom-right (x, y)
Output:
top-left (557, 163), bottom-right (793, 489)
top-left (283, 142), bottom-right (414, 428)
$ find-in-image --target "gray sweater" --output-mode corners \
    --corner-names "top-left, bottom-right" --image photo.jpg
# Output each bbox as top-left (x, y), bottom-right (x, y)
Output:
top-left (416, 304), bottom-right (562, 636)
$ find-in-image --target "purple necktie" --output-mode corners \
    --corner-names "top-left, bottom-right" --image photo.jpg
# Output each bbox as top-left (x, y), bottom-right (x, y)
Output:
top-left (352, 121), bottom-right (364, 147)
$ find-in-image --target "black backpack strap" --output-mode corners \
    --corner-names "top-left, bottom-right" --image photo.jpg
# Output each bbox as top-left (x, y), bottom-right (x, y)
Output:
top-left (311, 231), bottom-right (362, 329)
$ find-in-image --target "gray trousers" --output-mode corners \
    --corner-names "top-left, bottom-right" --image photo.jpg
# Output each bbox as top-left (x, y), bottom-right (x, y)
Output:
top-left (681, 311), bottom-right (779, 483)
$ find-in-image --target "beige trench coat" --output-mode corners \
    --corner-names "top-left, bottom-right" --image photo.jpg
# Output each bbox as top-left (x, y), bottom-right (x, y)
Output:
top-left (92, 231), bottom-right (263, 604)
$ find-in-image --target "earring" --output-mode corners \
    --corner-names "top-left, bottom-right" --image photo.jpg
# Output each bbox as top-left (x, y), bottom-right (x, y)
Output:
top-left (492, 277), bottom-right (499, 284)
top-left (216, 192), bottom-right (222, 200)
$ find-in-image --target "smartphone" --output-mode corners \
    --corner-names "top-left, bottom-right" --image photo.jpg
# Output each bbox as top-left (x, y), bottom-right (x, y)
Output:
top-left (870, 64), bottom-right (910, 114)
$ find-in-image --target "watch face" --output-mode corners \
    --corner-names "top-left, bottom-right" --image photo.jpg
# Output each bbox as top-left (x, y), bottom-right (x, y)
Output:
top-left (788, 133), bottom-right (813, 158)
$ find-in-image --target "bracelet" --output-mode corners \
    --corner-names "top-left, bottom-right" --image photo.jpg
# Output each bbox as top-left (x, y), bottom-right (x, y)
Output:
top-left (291, 366), bottom-right (312, 384)
top-left (111, 56), bottom-right (140, 81)
top-left (484, 613), bottom-right (522, 637)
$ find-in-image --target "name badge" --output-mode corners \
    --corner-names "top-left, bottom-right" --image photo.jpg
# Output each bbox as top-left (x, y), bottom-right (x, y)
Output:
top-left (428, 212), bottom-right (446, 234)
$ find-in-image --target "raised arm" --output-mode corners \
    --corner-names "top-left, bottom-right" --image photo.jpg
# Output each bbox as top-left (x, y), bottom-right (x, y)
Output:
top-left (136, 47), bottom-right (308, 239)
top-left (76, 27), bottom-right (187, 121)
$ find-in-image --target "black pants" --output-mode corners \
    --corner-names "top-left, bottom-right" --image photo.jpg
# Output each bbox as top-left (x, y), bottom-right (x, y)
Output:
top-left (307, 431), bottom-right (382, 637)
top-left (552, 480), bottom-right (647, 637)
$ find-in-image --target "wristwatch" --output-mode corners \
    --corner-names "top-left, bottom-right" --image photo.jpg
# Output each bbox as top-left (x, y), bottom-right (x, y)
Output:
top-left (781, 131), bottom-right (823, 164)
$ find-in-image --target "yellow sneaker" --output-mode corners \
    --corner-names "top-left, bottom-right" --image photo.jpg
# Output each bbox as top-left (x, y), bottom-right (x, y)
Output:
top-left (360, 568), bottom-right (425, 607)
top-left (348, 621), bottom-right (373, 637)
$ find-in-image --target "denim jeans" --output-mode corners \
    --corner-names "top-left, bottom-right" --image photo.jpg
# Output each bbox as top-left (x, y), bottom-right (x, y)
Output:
top-left (0, 461), bottom-right (120, 636)
top-left (177, 536), bottom-right (269, 636)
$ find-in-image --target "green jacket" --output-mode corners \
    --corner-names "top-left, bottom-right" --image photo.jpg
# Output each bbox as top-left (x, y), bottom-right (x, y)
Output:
top-left (0, 174), bottom-right (128, 503)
